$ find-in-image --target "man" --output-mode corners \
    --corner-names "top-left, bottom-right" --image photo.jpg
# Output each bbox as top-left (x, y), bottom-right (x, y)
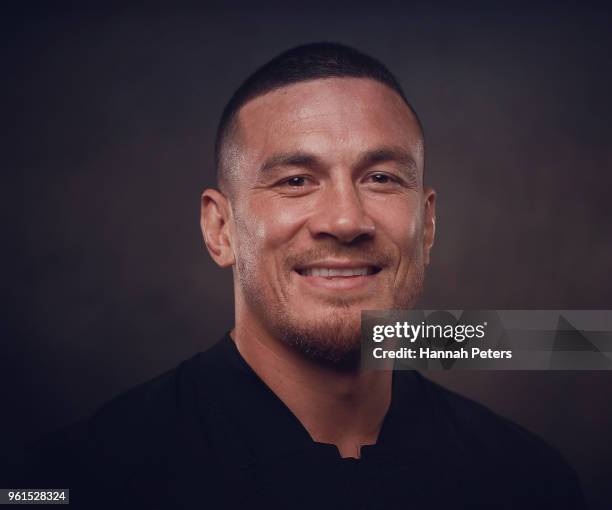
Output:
top-left (12, 43), bottom-right (585, 509)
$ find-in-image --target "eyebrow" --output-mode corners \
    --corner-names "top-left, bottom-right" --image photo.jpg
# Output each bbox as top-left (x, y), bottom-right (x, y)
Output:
top-left (259, 152), bottom-right (321, 174)
top-left (353, 146), bottom-right (420, 186)
top-left (258, 145), bottom-right (419, 182)
top-left (355, 146), bottom-right (418, 174)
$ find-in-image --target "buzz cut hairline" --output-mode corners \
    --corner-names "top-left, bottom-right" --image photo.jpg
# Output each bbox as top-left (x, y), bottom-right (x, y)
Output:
top-left (214, 42), bottom-right (424, 193)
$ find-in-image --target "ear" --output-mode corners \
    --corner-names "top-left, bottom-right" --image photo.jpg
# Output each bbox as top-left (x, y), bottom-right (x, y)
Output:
top-left (200, 188), bottom-right (236, 268)
top-left (422, 186), bottom-right (436, 266)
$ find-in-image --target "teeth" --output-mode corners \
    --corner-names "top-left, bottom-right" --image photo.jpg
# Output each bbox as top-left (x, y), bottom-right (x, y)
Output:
top-left (301, 267), bottom-right (373, 277)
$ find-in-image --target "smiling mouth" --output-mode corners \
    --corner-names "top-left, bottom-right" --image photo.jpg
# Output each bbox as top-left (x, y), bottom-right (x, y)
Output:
top-left (295, 266), bottom-right (381, 277)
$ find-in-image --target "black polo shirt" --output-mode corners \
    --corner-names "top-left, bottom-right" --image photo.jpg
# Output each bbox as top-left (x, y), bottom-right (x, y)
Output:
top-left (12, 333), bottom-right (585, 509)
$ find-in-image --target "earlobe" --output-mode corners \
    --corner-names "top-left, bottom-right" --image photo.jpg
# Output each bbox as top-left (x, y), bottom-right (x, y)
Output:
top-left (422, 187), bottom-right (436, 266)
top-left (200, 188), bottom-right (236, 268)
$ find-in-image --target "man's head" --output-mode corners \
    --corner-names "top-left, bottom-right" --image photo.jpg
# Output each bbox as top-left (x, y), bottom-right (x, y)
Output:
top-left (202, 43), bottom-right (435, 363)
top-left (214, 43), bottom-right (425, 196)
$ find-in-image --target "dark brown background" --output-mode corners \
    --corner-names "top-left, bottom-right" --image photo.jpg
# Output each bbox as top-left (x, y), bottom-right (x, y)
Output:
top-left (3, 2), bottom-right (612, 507)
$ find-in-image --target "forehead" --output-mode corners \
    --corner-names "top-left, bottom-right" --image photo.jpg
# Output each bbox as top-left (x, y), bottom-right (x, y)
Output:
top-left (234, 77), bottom-right (424, 169)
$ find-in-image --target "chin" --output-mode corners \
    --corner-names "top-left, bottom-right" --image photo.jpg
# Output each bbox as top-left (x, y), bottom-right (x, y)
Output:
top-left (273, 307), bottom-right (364, 364)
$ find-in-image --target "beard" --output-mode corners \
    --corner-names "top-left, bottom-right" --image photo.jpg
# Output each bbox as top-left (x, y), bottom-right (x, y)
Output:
top-left (271, 269), bottom-right (424, 365)
top-left (236, 243), bottom-right (426, 366)
top-left (273, 302), bottom-right (364, 366)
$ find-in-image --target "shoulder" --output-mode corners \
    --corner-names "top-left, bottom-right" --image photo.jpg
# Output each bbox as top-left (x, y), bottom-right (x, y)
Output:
top-left (414, 373), bottom-right (586, 508)
top-left (13, 341), bottom-right (227, 491)
top-left (418, 373), bottom-right (559, 460)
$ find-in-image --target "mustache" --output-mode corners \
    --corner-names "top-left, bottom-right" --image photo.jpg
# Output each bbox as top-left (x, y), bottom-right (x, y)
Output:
top-left (286, 243), bottom-right (394, 270)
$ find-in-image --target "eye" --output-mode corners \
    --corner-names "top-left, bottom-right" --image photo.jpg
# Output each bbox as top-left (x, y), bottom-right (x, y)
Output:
top-left (368, 172), bottom-right (397, 185)
top-left (284, 176), bottom-right (307, 187)
top-left (273, 175), bottom-right (316, 194)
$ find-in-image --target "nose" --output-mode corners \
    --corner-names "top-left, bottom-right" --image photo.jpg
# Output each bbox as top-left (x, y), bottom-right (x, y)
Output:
top-left (307, 179), bottom-right (376, 244)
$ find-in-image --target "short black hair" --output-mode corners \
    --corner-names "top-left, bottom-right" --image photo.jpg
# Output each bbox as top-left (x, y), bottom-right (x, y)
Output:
top-left (215, 42), bottom-right (423, 191)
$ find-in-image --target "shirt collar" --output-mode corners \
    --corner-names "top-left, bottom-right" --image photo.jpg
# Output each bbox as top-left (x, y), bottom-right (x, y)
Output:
top-left (196, 333), bottom-right (458, 464)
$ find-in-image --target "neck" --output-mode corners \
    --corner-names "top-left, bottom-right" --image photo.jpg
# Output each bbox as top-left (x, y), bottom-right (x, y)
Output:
top-left (231, 317), bottom-right (393, 459)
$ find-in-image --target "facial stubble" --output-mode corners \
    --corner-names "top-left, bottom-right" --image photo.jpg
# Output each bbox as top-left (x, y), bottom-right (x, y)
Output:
top-left (234, 223), bottom-right (426, 365)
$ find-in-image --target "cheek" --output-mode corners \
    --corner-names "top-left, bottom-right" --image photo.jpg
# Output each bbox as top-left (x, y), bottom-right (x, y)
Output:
top-left (403, 219), bottom-right (421, 247)
top-left (247, 198), bottom-right (309, 249)
top-left (235, 198), bottom-right (308, 263)
top-left (372, 200), bottom-right (422, 253)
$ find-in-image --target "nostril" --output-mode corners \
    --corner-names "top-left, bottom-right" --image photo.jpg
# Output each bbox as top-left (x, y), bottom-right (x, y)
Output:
top-left (351, 231), bottom-right (375, 244)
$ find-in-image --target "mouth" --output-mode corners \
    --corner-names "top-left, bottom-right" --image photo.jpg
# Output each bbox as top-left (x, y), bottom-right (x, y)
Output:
top-left (295, 266), bottom-right (381, 277)
top-left (293, 261), bottom-right (383, 293)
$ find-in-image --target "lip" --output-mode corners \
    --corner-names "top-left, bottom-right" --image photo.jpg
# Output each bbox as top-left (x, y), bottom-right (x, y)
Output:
top-left (293, 259), bottom-right (382, 291)
top-left (295, 259), bottom-right (382, 271)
